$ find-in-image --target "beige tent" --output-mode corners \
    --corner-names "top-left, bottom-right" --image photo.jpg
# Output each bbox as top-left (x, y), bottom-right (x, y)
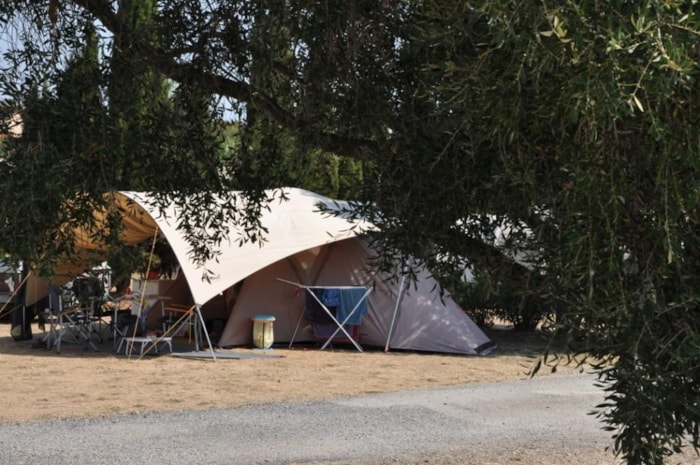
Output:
top-left (32, 188), bottom-right (494, 355)
top-left (217, 236), bottom-right (495, 355)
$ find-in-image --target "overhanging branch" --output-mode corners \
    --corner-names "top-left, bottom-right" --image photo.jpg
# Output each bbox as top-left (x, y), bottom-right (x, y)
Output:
top-left (70, 0), bottom-right (380, 160)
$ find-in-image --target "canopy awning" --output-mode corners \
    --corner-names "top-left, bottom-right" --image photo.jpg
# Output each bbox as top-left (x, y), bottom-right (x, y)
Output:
top-left (78, 188), bottom-right (373, 306)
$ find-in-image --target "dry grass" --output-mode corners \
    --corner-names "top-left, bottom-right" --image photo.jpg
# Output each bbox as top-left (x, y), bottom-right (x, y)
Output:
top-left (0, 322), bottom-right (572, 423)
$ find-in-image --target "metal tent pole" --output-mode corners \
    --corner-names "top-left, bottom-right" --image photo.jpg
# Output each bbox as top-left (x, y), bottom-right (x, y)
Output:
top-left (194, 304), bottom-right (217, 361)
top-left (385, 274), bottom-right (407, 353)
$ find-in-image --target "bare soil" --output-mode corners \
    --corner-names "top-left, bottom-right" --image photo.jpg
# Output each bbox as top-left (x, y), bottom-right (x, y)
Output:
top-left (5, 323), bottom-right (698, 465)
top-left (0, 321), bottom-right (571, 423)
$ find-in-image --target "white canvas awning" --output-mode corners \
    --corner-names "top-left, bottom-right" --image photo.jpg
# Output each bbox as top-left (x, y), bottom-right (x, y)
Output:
top-left (113, 188), bottom-right (373, 306)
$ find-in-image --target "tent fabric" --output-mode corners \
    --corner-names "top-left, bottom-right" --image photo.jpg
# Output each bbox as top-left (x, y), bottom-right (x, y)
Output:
top-left (24, 259), bottom-right (97, 307)
top-left (72, 193), bottom-right (160, 251)
top-left (118, 189), bottom-right (372, 307)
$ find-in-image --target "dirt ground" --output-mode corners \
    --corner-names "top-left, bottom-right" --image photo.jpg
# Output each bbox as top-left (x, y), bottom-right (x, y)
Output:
top-left (0, 321), bottom-right (573, 423)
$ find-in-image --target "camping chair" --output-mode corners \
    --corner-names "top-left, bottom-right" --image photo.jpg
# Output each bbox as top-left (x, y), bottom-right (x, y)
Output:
top-left (72, 275), bottom-right (111, 342)
top-left (111, 293), bottom-right (148, 352)
top-left (42, 284), bottom-right (99, 353)
top-left (102, 293), bottom-right (142, 351)
top-left (111, 301), bottom-right (133, 352)
top-left (59, 285), bottom-right (101, 353)
top-left (114, 293), bottom-right (173, 357)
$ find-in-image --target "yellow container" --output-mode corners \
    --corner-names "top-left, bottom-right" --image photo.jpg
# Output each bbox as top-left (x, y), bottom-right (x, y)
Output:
top-left (252, 315), bottom-right (276, 349)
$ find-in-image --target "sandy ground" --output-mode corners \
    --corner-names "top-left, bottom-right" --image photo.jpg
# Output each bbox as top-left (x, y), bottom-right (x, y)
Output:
top-left (2, 322), bottom-right (697, 465)
top-left (0, 321), bottom-right (569, 423)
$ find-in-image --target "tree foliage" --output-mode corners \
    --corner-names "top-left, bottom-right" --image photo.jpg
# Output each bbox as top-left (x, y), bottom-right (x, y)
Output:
top-left (0, 1), bottom-right (699, 463)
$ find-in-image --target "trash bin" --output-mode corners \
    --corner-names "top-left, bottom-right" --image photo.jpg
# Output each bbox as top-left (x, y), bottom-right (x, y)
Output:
top-left (252, 314), bottom-right (276, 349)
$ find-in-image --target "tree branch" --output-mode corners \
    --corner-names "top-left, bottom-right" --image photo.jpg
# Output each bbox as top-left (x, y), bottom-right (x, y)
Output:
top-left (70, 0), bottom-right (380, 160)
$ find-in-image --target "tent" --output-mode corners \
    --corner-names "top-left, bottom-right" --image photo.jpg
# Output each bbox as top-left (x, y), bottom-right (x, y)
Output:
top-left (44, 188), bottom-right (494, 355)
top-left (216, 236), bottom-right (495, 355)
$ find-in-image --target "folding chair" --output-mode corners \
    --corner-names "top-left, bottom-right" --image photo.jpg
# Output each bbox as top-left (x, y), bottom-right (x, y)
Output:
top-left (112, 305), bottom-right (134, 352)
top-left (111, 295), bottom-right (149, 353)
top-left (72, 276), bottom-right (110, 342)
top-left (41, 285), bottom-right (98, 353)
top-left (112, 294), bottom-right (173, 357)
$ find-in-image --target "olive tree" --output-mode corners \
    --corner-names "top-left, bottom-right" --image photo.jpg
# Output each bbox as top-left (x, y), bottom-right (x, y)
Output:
top-left (0, 1), bottom-right (698, 463)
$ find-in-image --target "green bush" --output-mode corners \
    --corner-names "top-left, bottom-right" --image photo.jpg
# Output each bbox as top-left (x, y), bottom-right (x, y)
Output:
top-left (492, 292), bottom-right (551, 332)
top-left (449, 273), bottom-right (498, 327)
top-left (451, 270), bottom-right (551, 331)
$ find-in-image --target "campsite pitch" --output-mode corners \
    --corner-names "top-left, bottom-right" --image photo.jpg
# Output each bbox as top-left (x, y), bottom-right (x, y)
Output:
top-left (0, 322), bottom-right (569, 423)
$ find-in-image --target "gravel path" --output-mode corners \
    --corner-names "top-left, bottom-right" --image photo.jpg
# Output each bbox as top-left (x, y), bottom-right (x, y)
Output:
top-left (0, 372), bottom-right (623, 465)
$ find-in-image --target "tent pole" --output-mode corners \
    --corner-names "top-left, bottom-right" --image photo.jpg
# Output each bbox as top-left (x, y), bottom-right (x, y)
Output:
top-left (129, 229), bottom-right (159, 359)
top-left (194, 304), bottom-right (217, 361)
top-left (385, 274), bottom-right (406, 353)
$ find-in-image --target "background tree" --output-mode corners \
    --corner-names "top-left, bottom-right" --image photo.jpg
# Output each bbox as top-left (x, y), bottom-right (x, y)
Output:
top-left (414, 3), bottom-right (700, 464)
top-left (0, 1), bottom-right (699, 463)
top-left (107, 0), bottom-right (171, 191)
top-left (228, 0), bottom-right (367, 200)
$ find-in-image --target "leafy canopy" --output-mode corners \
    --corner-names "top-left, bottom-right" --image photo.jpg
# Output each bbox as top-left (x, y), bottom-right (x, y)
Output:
top-left (1, 1), bottom-right (699, 463)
